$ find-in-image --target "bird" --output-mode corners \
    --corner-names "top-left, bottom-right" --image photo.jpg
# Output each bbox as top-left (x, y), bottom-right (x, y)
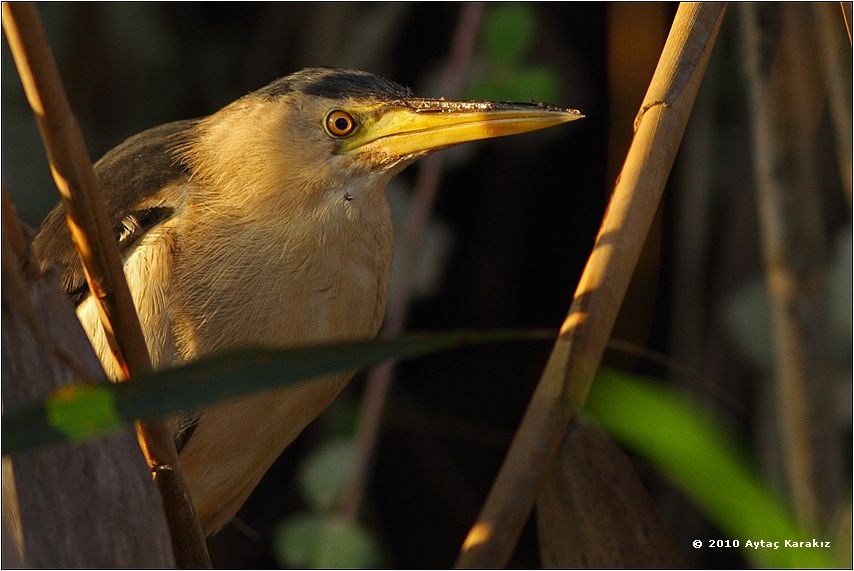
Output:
top-left (32, 67), bottom-right (582, 535)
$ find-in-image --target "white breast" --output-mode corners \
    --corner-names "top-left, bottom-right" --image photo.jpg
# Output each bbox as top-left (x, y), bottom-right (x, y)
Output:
top-left (76, 219), bottom-right (182, 379)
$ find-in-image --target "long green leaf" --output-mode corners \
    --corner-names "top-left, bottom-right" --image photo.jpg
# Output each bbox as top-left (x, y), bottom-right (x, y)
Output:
top-left (586, 369), bottom-right (839, 568)
top-left (2, 330), bottom-right (549, 455)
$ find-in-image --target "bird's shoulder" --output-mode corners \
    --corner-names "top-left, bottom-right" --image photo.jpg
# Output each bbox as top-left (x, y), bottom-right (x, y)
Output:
top-left (33, 119), bottom-right (199, 304)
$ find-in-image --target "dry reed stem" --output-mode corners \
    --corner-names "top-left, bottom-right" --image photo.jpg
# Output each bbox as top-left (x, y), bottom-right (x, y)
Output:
top-left (455, 3), bottom-right (727, 567)
top-left (2, 4), bottom-right (209, 567)
top-left (339, 1), bottom-right (485, 522)
top-left (841, 2), bottom-right (852, 43)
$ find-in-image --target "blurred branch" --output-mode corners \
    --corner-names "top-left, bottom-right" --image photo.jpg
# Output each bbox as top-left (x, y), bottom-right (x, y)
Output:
top-left (1, 4), bottom-right (209, 567)
top-left (455, 3), bottom-right (727, 567)
top-left (739, 3), bottom-right (840, 530)
top-left (815, 2), bottom-right (853, 203)
top-left (339, 2), bottom-right (485, 522)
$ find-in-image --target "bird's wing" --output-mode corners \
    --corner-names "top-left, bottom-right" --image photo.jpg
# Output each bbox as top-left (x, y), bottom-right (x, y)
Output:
top-left (33, 119), bottom-right (199, 305)
top-left (33, 119), bottom-right (201, 451)
top-left (174, 409), bottom-right (202, 452)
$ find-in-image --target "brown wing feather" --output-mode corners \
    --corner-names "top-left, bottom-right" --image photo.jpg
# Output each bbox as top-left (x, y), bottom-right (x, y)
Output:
top-left (32, 119), bottom-right (199, 304)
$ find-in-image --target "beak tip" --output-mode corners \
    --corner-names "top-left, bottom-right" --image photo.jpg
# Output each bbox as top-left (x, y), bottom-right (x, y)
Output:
top-left (554, 108), bottom-right (583, 124)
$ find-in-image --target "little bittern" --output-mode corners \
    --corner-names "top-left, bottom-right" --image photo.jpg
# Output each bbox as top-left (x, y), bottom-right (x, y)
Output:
top-left (33, 68), bottom-right (582, 535)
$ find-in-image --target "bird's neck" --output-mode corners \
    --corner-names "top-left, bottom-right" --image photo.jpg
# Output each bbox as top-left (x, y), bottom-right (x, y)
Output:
top-left (172, 179), bottom-right (393, 360)
top-left (168, 98), bottom-right (396, 358)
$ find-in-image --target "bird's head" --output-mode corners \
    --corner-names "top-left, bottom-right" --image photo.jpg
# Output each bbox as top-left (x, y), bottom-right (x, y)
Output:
top-left (179, 68), bottom-right (582, 215)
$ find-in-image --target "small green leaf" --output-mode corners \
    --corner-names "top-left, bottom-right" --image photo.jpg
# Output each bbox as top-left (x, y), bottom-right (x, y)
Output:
top-left (483, 3), bottom-right (537, 65)
top-left (46, 384), bottom-right (122, 442)
top-left (274, 513), bottom-right (322, 568)
top-left (273, 514), bottom-right (381, 569)
top-left (298, 439), bottom-right (355, 512)
top-left (314, 517), bottom-right (381, 569)
top-left (586, 369), bottom-right (839, 568)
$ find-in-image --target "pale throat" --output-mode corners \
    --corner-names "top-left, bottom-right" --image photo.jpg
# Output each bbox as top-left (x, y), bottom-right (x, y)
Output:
top-left (172, 170), bottom-right (395, 359)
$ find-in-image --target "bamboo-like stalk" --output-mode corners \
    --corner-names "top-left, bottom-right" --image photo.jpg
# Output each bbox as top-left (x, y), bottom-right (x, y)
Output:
top-left (455, 3), bottom-right (727, 567)
top-left (2, 4), bottom-right (210, 567)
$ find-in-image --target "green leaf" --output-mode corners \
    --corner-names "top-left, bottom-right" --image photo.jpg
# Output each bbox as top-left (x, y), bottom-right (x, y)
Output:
top-left (274, 513), bottom-right (321, 568)
top-left (46, 384), bottom-right (122, 442)
top-left (298, 439), bottom-right (355, 511)
top-left (586, 370), bottom-right (839, 568)
top-left (313, 517), bottom-right (381, 568)
top-left (2, 329), bottom-right (551, 454)
top-left (274, 514), bottom-right (381, 569)
top-left (483, 3), bottom-right (537, 65)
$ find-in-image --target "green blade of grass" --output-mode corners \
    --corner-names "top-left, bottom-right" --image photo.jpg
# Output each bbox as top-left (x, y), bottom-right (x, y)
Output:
top-left (586, 369), bottom-right (839, 568)
top-left (2, 329), bottom-right (550, 455)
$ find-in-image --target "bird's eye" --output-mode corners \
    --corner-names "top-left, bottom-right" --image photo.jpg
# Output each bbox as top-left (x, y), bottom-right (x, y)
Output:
top-left (325, 110), bottom-right (356, 137)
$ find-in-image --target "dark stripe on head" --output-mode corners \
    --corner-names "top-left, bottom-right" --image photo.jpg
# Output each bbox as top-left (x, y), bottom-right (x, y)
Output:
top-left (254, 67), bottom-right (413, 101)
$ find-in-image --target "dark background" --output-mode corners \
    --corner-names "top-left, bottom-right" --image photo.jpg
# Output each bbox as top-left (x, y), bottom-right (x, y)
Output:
top-left (3, 3), bottom-right (850, 569)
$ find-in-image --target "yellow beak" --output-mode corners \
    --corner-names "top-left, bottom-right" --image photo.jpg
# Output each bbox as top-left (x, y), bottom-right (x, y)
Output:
top-left (340, 99), bottom-right (583, 158)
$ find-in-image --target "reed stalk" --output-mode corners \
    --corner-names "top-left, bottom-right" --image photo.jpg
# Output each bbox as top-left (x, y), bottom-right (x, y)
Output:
top-left (2, 4), bottom-right (209, 567)
top-left (455, 4), bottom-right (727, 566)
top-left (739, 2), bottom-right (840, 529)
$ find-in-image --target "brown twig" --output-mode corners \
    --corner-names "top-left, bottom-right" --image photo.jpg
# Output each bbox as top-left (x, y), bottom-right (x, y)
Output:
top-left (455, 3), bottom-right (727, 567)
top-left (338, 2), bottom-right (485, 522)
top-left (2, 3), bottom-right (210, 567)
